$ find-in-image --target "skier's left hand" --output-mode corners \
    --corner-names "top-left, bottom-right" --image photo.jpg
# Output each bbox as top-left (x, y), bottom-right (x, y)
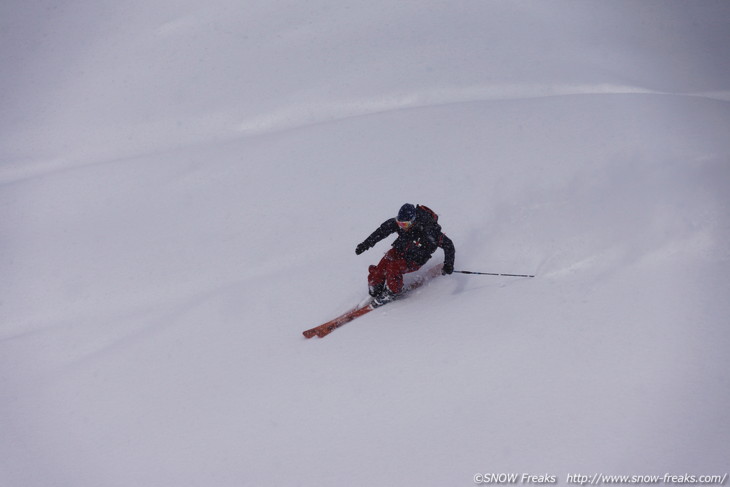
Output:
top-left (442, 262), bottom-right (454, 275)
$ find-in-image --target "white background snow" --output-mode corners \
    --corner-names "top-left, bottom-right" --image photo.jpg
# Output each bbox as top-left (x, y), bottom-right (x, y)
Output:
top-left (2, 1), bottom-right (730, 486)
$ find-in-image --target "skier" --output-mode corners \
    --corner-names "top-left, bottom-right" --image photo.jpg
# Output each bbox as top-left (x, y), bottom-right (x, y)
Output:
top-left (355, 203), bottom-right (455, 306)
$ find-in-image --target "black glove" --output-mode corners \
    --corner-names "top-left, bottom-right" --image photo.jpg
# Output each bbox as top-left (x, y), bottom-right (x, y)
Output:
top-left (355, 242), bottom-right (369, 255)
top-left (442, 262), bottom-right (454, 275)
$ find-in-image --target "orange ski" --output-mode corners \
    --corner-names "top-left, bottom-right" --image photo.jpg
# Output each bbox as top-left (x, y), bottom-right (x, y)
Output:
top-left (302, 264), bottom-right (442, 339)
top-left (302, 302), bottom-right (375, 338)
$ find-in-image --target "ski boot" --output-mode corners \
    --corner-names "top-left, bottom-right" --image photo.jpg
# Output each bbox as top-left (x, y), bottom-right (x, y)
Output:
top-left (371, 288), bottom-right (396, 308)
top-left (369, 282), bottom-right (384, 298)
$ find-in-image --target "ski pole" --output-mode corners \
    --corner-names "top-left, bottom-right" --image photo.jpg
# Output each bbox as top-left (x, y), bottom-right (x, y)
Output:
top-left (454, 270), bottom-right (535, 278)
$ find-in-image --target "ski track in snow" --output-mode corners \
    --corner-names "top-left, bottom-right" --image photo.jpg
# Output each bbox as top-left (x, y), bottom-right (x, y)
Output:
top-left (2, 85), bottom-right (728, 187)
top-left (235, 84), bottom-right (730, 137)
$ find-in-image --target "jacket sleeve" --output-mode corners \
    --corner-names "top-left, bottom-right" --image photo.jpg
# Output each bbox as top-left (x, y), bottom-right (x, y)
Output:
top-left (438, 233), bottom-right (455, 268)
top-left (362, 218), bottom-right (398, 248)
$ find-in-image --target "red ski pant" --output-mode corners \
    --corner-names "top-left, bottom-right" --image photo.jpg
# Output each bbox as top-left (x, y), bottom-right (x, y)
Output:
top-left (368, 248), bottom-right (422, 294)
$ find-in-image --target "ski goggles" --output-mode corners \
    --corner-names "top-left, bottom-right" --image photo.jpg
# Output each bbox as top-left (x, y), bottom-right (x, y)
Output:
top-left (396, 219), bottom-right (413, 230)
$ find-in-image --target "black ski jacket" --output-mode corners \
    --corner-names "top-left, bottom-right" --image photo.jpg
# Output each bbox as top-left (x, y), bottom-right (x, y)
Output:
top-left (360, 205), bottom-right (455, 268)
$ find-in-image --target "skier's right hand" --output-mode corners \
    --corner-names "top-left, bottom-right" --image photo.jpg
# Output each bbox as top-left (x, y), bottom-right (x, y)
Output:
top-left (355, 242), bottom-right (369, 255)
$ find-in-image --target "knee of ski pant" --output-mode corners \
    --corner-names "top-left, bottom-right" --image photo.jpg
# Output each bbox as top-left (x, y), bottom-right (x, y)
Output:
top-left (368, 264), bottom-right (378, 279)
top-left (368, 264), bottom-right (387, 287)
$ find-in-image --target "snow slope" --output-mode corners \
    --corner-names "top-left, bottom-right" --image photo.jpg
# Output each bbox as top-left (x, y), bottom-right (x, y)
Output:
top-left (2, 1), bottom-right (730, 486)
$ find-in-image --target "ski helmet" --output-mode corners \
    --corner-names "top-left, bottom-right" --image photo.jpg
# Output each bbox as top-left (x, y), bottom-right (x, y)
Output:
top-left (396, 203), bottom-right (416, 229)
